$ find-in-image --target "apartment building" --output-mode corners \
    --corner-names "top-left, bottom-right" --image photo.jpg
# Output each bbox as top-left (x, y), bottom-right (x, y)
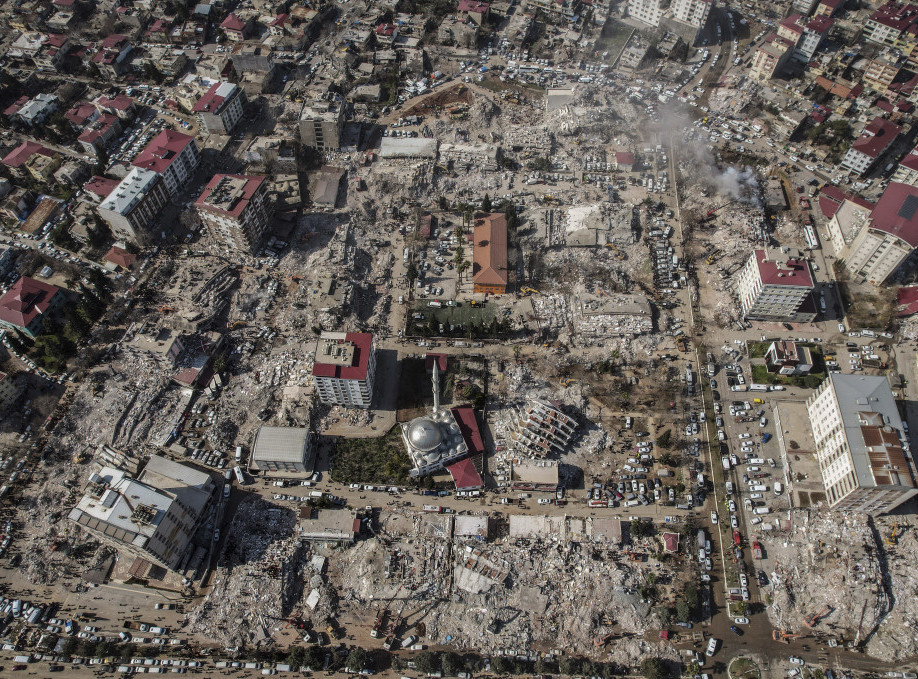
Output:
top-left (0, 276), bottom-right (66, 338)
top-left (863, 53), bottom-right (904, 92)
top-left (68, 455), bottom-right (217, 571)
top-left (670, 0), bottom-right (711, 27)
top-left (92, 34), bottom-right (133, 78)
top-left (734, 248), bottom-right (816, 322)
top-left (840, 117), bottom-right (901, 175)
top-left (807, 374), bottom-right (917, 515)
top-left (193, 82), bottom-right (246, 134)
top-left (628, 0), bottom-right (668, 27)
top-left (836, 182), bottom-right (918, 284)
top-left (893, 143), bottom-right (918, 186)
top-left (312, 332), bottom-right (376, 409)
top-left (132, 129), bottom-right (200, 197)
top-left (194, 174), bottom-right (271, 255)
top-left (97, 167), bottom-right (170, 242)
top-left (251, 426), bottom-right (317, 473)
top-left (751, 36), bottom-right (794, 81)
top-left (864, 2), bottom-right (918, 47)
top-left (298, 99), bottom-right (345, 151)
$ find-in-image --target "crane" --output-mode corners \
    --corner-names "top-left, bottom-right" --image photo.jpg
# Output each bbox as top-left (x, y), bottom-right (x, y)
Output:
top-left (371, 584), bottom-right (403, 639)
top-left (700, 199), bottom-right (738, 223)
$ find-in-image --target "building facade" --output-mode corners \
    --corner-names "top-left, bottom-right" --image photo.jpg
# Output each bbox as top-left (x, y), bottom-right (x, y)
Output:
top-left (194, 174), bottom-right (271, 255)
top-left (251, 426), bottom-right (316, 473)
top-left (312, 331), bottom-right (376, 408)
top-left (193, 82), bottom-right (246, 134)
top-left (670, 0), bottom-right (711, 27)
top-left (298, 99), bottom-right (345, 151)
top-left (628, 0), bottom-right (667, 27)
top-left (735, 248), bottom-right (816, 322)
top-left (97, 167), bottom-right (170, 242)
top-left (0, 276), bottom-right (65, 337)
top-left (840, 117), bottom-right (901, 175)
top-left (132, 129), bottom-right (200, 197)
top-left (807, 374), bottom-right (918, 515)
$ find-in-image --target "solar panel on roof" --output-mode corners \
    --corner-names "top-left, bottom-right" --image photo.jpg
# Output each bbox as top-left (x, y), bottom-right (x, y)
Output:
top-left (898, 194), bottom-right (918, 221)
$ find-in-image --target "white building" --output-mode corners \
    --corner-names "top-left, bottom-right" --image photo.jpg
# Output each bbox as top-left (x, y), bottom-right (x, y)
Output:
top-left (132, 129), bottom-right (200, 197)
top-left (670, 0), bottom-right (711, 27)
top-left (194, 174), bottom-right (271, 255)
top-left (734, 248), bottom-right (816, 322)
top-left (251, 426), bottom-right (316, 473)
top-left (312, 332), bottom-right (376, 409)
top-left (840, 117), bottom-right (901, 176)
top-left (68, 455), bottom-right (216, 571)
top-left (96, 167), bottom-right (170, 242)
top-left (807, 374), bottom-right (918, 515)
top-left (628, 0), bottom-right (668, 27)
top-left (192, 82), bottom-right (246, 135)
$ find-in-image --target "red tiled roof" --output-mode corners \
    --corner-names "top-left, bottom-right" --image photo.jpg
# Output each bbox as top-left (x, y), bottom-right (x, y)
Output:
top-left (270, 13), bottom-right (289, 26)
top-left (3, 96), bottom-right (29, 117)
top-left (451, 405), bottom-right (484, 455)
top-left (899, 145), bottom-right (918, 172)
top-left (312, 332), bottom-right (373, 380)
top-left (77, 113), bottom-right (118, 144)
top-left (753, 249), bottom-right (814, 288)
top-left (194, 174), bottom-right (264, 218)
top-left (458, 0), bottom-right (489, 12)
top-left (850, 117), bottom-right (901, 159)
top-left (83, 175), bottom-right (120, 198)
top-left (869, 2), bottom-right (918, 31)
top-left (780, 13), bottom-right (804, 33)
top-left (46, 33), bottom-right (68, 47)
top-left (104, 246), bottom-right (136, 269)
top-left (817, 185), bottom-right (874, 218)
top-left (662, 532), bottom-right (679, 552)
top-left (101, 33), bottom-right (129, 49)
top-left (819, 0), bottom-right (844, 8)
top-left (97, 94), bottom-right (134, 111)
top-left (2, 141), bottom-right (55, 168)
top-left (132, 129), bottom-right (195, 174)
top-left (192, 82), bottom-right (234, 113)
top-left (806, 15), bottom-right (834, 33)
top-left (869, 182), bottom-right (918, 247)
top-left (446, 456), bottom-right (483, 489)
top-left (376, 23), bottom-right (396, 35)
top-left (221, 13), bottom-right (247, 31)
top-left (425, 353), bottom-right (447, 372)
top-left (616, 151), bottom-right (634, 165)
top-left (472, 212), bottom-right (508, 287)
top-left (897, 285), bottom-right (918, 315)
top-left (0, 276), bottom-right (62, 330)
top-left (65, 102), bottom-right (96, 125)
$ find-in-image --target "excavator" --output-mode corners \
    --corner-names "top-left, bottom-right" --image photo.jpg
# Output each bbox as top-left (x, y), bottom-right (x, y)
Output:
top-left (519, 287), bottom-right (539, 296)
top-left (699, 199), bottom-right (738, 225)
top-left (226, 321), bottom-right (246, 329)
top-left (593, 632), bottom-right (614, 647)
top-left (559, 378), bottom-right (578, 387)
top-left (157, 305), bottom-right (175, 313)
top-left (886, 522), bottom-right (900, 546)
top-left (604, 243), bottom-right (626, 260)
top-left (803, 606), bottom-right (833, 628)
top-left (370, 584), bottom-right (402, 639)
top-left (772, 629), bottom-right (803, 644)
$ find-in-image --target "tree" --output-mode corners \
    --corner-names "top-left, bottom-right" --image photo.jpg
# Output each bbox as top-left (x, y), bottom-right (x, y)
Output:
top-left (675, 599), bottom-right (690, 621)
top-left (493, 656), bottom-right (515, 675)
top-left (303, 646), bottom-right (325, 670)
top-left (415, 651), bottom-right (441, 675)
top-left (442, 652), bottom-right (463, 676)
top-left (346, 647), bottom-right (369, 672)
top-left (406, 261), bottom-right (418, 288)
top-left (639, 657), bottom-right (669, 679)
top-left (630, 518), bottom-right (651, 538)
top-left (481, 193), bottom-right (492, 212)
top-left (656, 428), bottom-right (673, 449)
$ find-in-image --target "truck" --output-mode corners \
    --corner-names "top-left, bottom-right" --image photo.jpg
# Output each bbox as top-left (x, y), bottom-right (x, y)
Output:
top-left (233, 466), bottom-right (245, 484)
top-left (401, 635), bottom-right (418, 649)
top-left (752, 541), bottom-right (763, 559)
top-left (749, 384), bottom-right (769, 392)
top-left (422, 505), bottom-right (442, 513)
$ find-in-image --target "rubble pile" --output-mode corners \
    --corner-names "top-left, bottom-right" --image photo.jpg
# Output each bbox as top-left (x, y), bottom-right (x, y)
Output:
top-left (186, 497), bottom-right (308, 647)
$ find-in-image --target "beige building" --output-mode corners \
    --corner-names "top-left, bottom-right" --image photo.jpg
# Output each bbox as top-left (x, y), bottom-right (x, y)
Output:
top-left (807, 374), bottom-right (917, 515)
top-left (751, 37), bottom-right (794, 80)
top-left (834, 182), bottom-right (918, 285)
top-left (68, 456), bottom-right (217, 571)
top-left (96, 168), bottom-right (170, 243)
top-left (194, 174), bottom-right (271, 255)
top-left (298, 99), bottom-right (345, 151)
top-left (312, 332), bottom-right (376, 408)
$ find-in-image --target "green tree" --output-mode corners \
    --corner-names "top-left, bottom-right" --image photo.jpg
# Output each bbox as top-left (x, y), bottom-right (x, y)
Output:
top-left (442, 652), bottom-right (464, 676)
top-left (656, 428), bottom-right (673, 449)
top-left (406, 261), bottom-right (418, 288)
top-left (303, 645), bottom-right (325, 670)
top-left (457, 259), bottom-right (470, 283)
top-left (346, 647), bottom-right (369, 672)
top-left (492, 656), bottom-right (515, 675)
top-left (630, 518), bottom-right (651, 538)
top-left (482, 193), bottom-right (492, 212)
top-left (639, 657), bottom-right (669, 679)
top-left (415, 651), bottom-right (441, 675)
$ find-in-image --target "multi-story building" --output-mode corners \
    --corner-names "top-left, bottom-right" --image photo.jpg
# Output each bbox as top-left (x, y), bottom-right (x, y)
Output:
top-left (825, 195), bottom-right (874, 254)
top-left (0, 276), bottom-right (65, 338)
top-left (815, 0), bottom-right (845, 17)
top-left (97, 168), bottom-right (170, 242)
top-left (472, 212), bottom-right (508, 294)
top-left (1, 142), bottom-right (57, 181)
top-left (194, 174), bottom-right (271, 255)
top-left (312, 332), bottom-right (376, 409)
top-left (793, 0), bottom-right (819, 15)
top-left (77, 113), bottom-right (121, 155)
top-left (863, 53), bottom-right (904, 91)
top-left (525, 0), bottom-right (581, 19)
top-left (132, 129), bottom-right (200, 197)
top-left (298, 99), bottom-right (345, 151)
top-left (34, 33), bottom-right (72, 71)
top-left (835, 182), bottom-right (918, 284)
top-left (192, 82), bottom-right (246, 134)
top-left (0, 372), bottom-right (23, 411)
top-left (10, 93), bottom-right (58, 127)
top-left (893, 143), bottom-right (918, 185)
top-left (670, 0), bottom-right (711, 27)
top-left (864, 2), bottom-right (918, 47)
top-left (734, 248), bottom-right (816, 322)
top-left (750, 35), bottom-right (795, 80)
top-left (840, 117), bottom-right (901, 175)
top-left (628, 0), bottom-right (668, 27)
top-left (807, 374), bottom-right (918, 515)
top-left (92, 34), bottom-right (133, 78)
top-left (68, 455), bottom-right (217, 571)
top-left (797, 15), bottom-right (833, 61)
top-left (251, 426), bottom-right (317, 473)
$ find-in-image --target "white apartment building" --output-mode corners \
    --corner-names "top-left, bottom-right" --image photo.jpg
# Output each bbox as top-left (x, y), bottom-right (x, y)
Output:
top-left (628, 0), bottom-right (668, 27)
top-left (735, 248), bottom-right (816, 322)
top-left (132, 129), bottom-right (200, 197)
top-left (807, 374), bottom-right (918, 515)
top-left (194, 174), bottom-right (271, 255)
top-left (836, 182), bottom-right (918, 285)
top-left (96, 167), bottom-right (170, 242)
top-left (193, 82), bottom-right (246, 135)
top-left (840, 117), bottom-right (901, 176)
top-left (312, 332), bottom-right (376, 408)
top-left (671, 0), bottom-right (711, 27)
top-left (892, 144), bottom-right (918, 187)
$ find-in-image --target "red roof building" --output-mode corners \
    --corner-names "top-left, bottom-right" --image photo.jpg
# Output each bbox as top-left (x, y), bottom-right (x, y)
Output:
top-left (104, 246), bottom-right (137, 269)
top-left (615, 152), bottom-right (635, 170)
top-left (0, 276), bottom-right (66, 338)
top-left (82, 175), bottom-right (121, 202)
top-left (472, 212), bottom-right (508, 294)
top-left (841, 117), bottom-right (901, 175)
top-left (735, 248), bottom-right (816, 323)
top-left (817, 185), bottom-right (874, 219)
top-left (312, 332), bottom-right (377, 408)
top-left (65, 102), bottom-right (99, 127)
top-left (95, 93), bottom-right (136, 119)
top-left (869, 182), bottom-right (918, 247)
top-left (1, 141), bottom-right (56, 169)
top-left (896, 285), bottom-right (918, 315)
top-left (425, 353), bottom-right (448, 373)
top-left (220, 13), bottom-right (253, 40)
top-left (194, 174), bottom-right (270, 254)
top-left (132, 129), bottom-right (199, 196)
top-left (446, 457), bottom-right (483, 489)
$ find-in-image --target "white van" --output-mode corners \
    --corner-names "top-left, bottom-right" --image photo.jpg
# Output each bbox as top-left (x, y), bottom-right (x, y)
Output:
top-left (753, 507), bottom-right (771, 515)
top-left (774, 482), bottom-right (783, 495)
top-left (625, 499), bottom-right (640, 507)
top-left (748, 458), bottom-right (765, 465)
top-left (750, 484), bottom-right (768, 492)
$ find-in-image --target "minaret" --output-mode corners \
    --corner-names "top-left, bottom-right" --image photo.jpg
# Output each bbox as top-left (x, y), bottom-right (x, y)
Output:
top-left (432, 360), bottom-right (440, 413)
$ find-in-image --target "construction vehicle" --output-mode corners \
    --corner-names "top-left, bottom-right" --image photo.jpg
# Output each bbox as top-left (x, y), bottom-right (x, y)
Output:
top-left (593, 633), bottom-right (614, 647)
top-left (157, 305), bottom-right (175, 313)
top-left (752, 541), bottom-right (763, 560)
top-left (226, 321), bottom-right (246, 329)
top-left (886, 522), bottom-right (900, 546)
top-left (803, 606), bottom-right (833, 628)
top-left (700, 199), bottom-right (738, 224)
top-left (604, 243), bottom-right (626, 260)
top-left (676, 336), bottom-right (690, 352)
top-left (519, 287), bottom-right (539, 296)
top-left (559, 378), bottom-right (578, 387)
top-left (371, 584), bottom-right (402, 639)
top-left (772, 629), bottom-right (803, 644)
